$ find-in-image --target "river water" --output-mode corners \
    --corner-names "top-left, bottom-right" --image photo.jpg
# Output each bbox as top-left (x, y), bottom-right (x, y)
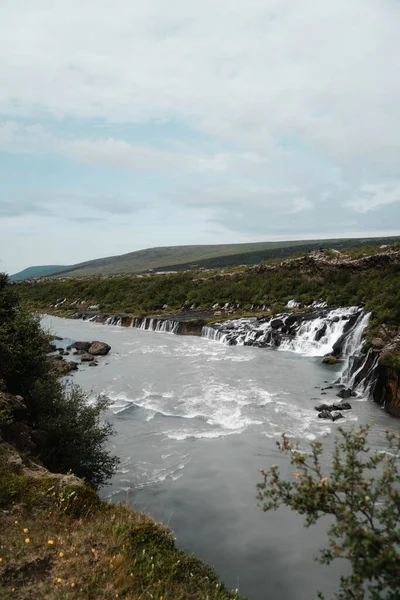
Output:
top-left (41, 315), bottom-right (396, 600)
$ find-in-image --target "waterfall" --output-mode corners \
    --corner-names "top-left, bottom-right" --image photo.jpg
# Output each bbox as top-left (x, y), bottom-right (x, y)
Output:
top-left (202, 308), bottom-right (363, 357)
top-left (131, 316), bottom-right (181, 334)
top-left (338, 312), bottom-right (371, 384)
top-left (279, 307), bottom-right (360, 357)
top-left (202, 326), bottom-right (230, 344)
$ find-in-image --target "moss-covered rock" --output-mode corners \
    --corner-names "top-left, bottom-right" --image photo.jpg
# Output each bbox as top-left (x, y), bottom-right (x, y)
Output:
top-left (322, 355), bottom-right (337, 365)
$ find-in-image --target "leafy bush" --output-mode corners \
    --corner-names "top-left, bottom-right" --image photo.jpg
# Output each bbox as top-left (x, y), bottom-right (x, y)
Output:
top-left (0, 273), bottom-right (118, 488)
top-left (34, 383), bottom-right (118, 488)
top-left (257, 426), bottom-right (400, 599)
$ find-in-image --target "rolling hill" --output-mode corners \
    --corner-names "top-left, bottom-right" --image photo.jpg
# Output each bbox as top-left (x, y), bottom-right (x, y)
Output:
top-left (10, 235), bottom-right (400, 279)
top-left (9, 265), bottom-right (67, 281)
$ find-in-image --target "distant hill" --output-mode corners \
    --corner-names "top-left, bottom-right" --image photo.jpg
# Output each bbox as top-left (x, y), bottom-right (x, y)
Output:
top-left (10, 265), bottom-right (67, 281)
top-left (10, 235), bottom-right (400, 279)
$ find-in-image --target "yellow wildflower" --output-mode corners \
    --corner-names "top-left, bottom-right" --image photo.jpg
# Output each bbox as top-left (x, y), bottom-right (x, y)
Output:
top-left (59, 552), bottom-right (64, 558)
top-left (318, 477), bottom-right (328, 487)
top-left (91, 547), bottom-right (95, 553)
top-left (23, 528), bottom-right (28, 533)
top-left (71, 583), bottom-right (75, 588)
top-left (25, 538), bottom-right (30, 543)
top-left (57, 578), bottom-right (62, 583)
top-left (0, 558), bottom-right (2, 563)
top-left (14, 520), bottom-right (18, 525)
top-left (48, 540), bottom-right (54, 545)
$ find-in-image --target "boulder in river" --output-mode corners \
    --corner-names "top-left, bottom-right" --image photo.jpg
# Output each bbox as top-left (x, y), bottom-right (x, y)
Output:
top-left (80, 353), bottom-right (94, 362)
top-left (318, 410), bottom-right (345, 421)
top-left (88, 341), bottom-right (111, 356)
top-left (315, 402), bottom-right (352, 412)
top-left (332, 412), bottom-right (344, 421)
top-left (322, 355), bottom-right (337, 365)
top-left (71, 341), bottom-right (91, 352)
top-left (336, 388), bottom-right (356, 399)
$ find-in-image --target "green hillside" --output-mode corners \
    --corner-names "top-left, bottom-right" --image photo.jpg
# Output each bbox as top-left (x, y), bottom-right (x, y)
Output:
top-left (10, 265), bottom-right (67, 281)
top-left (11, 235), bottom-right (400, 279)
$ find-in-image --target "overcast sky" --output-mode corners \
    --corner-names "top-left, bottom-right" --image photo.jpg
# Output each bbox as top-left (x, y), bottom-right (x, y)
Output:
top-left (1, 0), bottom-right (400, 274)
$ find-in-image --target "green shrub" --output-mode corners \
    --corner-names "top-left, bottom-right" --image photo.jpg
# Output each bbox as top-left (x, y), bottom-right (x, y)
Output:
top-left (257, 426), bottom-right (400, 599)
top-left (0, 273), bottom-right (118, 489)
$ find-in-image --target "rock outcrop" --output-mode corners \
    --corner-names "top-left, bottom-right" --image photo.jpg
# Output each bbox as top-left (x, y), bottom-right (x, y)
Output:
top-left (88, 341), bottom-right (111, 355)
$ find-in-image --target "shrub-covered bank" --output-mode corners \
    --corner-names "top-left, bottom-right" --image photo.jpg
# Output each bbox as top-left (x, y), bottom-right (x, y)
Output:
top-left (0, 273), bottom-right (246, 599)
top-left (16, 248), bottom-right (400, 329)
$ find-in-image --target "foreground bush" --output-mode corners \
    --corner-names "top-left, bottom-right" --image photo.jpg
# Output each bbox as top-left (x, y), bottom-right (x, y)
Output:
top-left (257, 426), bottom-right (400, 599)
top-left (0, 273), bottom-right (118, 488)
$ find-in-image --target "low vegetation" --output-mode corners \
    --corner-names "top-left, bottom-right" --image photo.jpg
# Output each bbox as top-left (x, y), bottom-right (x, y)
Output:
top-left (257, 426), bottom-right (400, 599)
top-left (16, 249), bottom-right (400, 331)
top-left (0, 443), bottom-right (245, 599)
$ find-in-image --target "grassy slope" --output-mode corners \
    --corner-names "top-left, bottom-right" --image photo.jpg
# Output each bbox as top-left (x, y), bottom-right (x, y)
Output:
top-left (48, 241), bottom-right (316, 277)
top-left (12, 235), bottom-right (400, 279)
top-left (10, 266), bottom-right (67, 281)
top-left (0, 442), bottom-right (246, 600)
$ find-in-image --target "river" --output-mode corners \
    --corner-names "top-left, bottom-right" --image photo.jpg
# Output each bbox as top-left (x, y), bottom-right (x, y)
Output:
top-left (41, 314), bottom-right (396, 600)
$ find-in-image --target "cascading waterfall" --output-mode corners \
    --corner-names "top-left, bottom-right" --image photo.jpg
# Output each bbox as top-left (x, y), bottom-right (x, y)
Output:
top-left (132, 317), bottom-right (181, 334)
top-left (201, 308), bottom-right (363, 355)
top-left (338, 311), bottom-right (371, 385)
top-left (202, 326), bottom-right (229, 344)
top-left (279, 307), bottom-right (360, 357)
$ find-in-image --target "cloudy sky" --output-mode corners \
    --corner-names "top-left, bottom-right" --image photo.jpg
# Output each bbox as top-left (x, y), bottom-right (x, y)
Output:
top-left (1, 0), bottom-right (400, 274)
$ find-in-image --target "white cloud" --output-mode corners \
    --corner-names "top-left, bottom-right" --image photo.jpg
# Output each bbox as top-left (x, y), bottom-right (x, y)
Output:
top-left (0, 120), bottom-right (269, 175)
top-left (1, 0), bottom-right (400, 173)
top-left (347, 183), bottom-right (400, 213)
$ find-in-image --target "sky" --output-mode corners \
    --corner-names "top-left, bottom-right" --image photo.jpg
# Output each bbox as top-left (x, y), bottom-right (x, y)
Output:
top-left (1, 1), bottom-right (400, 274)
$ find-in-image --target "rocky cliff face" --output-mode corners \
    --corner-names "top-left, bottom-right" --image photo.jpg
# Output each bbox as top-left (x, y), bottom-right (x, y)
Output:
top-left (373, 365), bottom-right (400, 417)
top-left (347, 324), bottom-right (400, 417)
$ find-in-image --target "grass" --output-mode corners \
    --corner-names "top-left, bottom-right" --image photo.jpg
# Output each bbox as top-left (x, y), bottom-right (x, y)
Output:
top-left (0, 445), bottom-right (246, 600)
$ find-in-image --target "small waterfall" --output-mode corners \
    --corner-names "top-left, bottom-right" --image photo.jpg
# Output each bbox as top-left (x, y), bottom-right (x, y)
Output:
top-left (131, 317), bottom-right (181, 334)
top-left (338, 312), bottom-right (371, 384)
top-left (279, 307), bottom-right (360, 357)
top-left (202, 326), bottom-right (230, 344)
top-left (201, 308), bottom-right (367, 360)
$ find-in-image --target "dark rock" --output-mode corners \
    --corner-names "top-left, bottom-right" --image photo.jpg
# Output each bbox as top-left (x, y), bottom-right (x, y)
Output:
top-left (66, 346), bottom-right (72, 350)
top-left (318, 410), bottom-right (333, 420)
top-left (89, 361), bottom-right (98, 367)
top-left (322, 385), bottom-right (333, 390)
top-left (321, 392), bottom-right (327, 395)
top-left (315, 323), bottom-right (327, 341)
top-left (71, 341), bottom-right (91, 352)
top-left (336, 388), bottom-right (353, 399)
top-left (80, 353), bottom-right (94, 362)
top-left (270, 318), bottom-right (284, 329)
top-left (63, 352), bottom-right (69, 356)
top-left (88, 341), bottom-right (111, 356)
top-left (332, 412), bottom-right (344, 421)
top-left (315, 404), bottom-right (331, 411)
top-left (315, 402), bottom-right (352, 412)
top-left (47, 343), bottom-right (57, 353)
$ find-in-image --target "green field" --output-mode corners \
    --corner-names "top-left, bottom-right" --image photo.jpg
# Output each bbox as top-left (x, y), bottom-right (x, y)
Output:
top-left (11, 235), bottom-right (400, 279)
